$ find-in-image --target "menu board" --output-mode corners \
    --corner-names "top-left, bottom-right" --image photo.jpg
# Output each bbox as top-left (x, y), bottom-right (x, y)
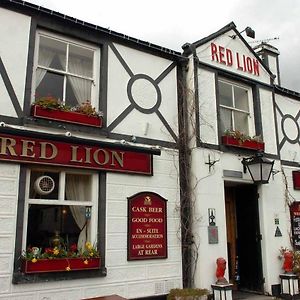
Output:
top-left (290, 202), bottom-right (300, 249)
top-left (127, 192), bottom-right (167, 260)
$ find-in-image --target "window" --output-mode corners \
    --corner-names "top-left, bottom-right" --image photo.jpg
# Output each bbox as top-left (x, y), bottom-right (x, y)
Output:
top-left (219, 79), bottom-right (254, 135)
top-left (22, 168), bottom-right (98, 254)
top-left (34, 32), bottom-right (100, 108)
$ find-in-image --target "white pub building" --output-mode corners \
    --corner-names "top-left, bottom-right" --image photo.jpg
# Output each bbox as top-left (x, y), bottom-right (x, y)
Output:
top-left (182, 22), bottom-right (300, 296)
top-left (0, 1), bottom-right (300, 299)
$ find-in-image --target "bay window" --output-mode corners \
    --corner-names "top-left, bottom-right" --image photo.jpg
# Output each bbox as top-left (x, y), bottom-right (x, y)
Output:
top-left (23, 168), bottom-right (99, 256)
top-left (33, 32), bottom-right (100, 108)
top-left (219, 79), bottom-right (254, 136)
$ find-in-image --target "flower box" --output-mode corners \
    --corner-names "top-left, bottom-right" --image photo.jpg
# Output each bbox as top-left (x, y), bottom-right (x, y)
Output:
top-left (31, 105), bottom-right (103, 128)
top-left (221, 135), bottom-right (265, 151)
top-left (21, 257), bottom-right (100, 274)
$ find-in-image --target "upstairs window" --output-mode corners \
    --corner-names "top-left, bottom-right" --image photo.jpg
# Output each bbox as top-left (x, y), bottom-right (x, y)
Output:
top-left (34, 32), bottom-right (100, 108)
top-left (219, 79), bottom-right (254, 135)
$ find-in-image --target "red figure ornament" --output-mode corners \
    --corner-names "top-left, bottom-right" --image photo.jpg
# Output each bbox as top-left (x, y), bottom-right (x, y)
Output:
top-left (283, 251), bottom-right (293, 273)
top-left (216, 257), bottom-right (228, 284)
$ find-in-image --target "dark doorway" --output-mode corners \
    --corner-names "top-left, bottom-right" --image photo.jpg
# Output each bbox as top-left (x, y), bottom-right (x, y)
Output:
top-left (225, 184), bottom-right (263, 292)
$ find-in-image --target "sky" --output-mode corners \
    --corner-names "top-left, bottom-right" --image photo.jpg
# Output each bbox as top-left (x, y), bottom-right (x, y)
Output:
top-left (28, 0), bottom-right (300, 92)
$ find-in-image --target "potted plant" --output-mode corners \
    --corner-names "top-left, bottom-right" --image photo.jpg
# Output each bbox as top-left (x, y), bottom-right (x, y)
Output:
top-left (221, 130), bottom-right (264, 151)
top-left (31, 96), bottom-right (103, 128)
top-left (21, 242), bottom-right (101, 273)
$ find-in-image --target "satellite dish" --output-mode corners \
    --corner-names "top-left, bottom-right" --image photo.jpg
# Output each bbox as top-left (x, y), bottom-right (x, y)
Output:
top-left (34, 176), bottom-right (55, 195)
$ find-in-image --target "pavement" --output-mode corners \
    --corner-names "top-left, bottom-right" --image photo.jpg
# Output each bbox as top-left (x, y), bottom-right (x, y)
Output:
top-left (233, 291), bottom-right (278, 300)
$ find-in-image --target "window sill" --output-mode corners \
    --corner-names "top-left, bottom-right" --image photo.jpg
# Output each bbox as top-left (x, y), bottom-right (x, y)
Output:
top-left (31, 105), bottom-right (103, 128)
top-left (13, 265), bottom-right (107, 284)
top-left (221, 136), bottom-right (265, 151)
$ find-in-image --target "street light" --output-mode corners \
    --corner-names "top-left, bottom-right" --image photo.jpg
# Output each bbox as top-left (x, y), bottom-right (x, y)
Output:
top-left (242, 152), bottom-right (274, 184)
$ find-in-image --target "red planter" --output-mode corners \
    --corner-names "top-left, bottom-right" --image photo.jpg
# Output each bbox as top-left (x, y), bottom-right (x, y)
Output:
top-left (221, 135), bottom-right (264, 151)
top-left (31, 105), bottom-right (103, 128)
top-left (21, 257), bottom-right (100, 274)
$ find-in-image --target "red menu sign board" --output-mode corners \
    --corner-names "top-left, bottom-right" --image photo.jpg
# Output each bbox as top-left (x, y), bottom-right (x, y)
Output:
top-left (128, 192), bottom-right (167, 260)
top-left (290, 202), bottom-right (300, 249)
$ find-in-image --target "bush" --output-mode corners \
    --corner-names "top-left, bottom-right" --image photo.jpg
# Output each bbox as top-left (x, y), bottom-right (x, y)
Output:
top-left (167, 288), bottom-right (209, 300)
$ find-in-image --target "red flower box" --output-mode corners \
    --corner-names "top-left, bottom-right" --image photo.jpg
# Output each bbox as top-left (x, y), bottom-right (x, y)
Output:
top-left (31, 105), bottom-right (103, 128)
top-left (21, 257), bottom-right (100, 274)
top-left (221, 135), bottom-right (265, 151)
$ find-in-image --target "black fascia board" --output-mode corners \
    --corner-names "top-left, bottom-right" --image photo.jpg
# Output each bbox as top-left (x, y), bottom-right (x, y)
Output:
top-left (191, 21), bottom-right (237, 48)
top-left (274, 85), bottom-right (300, 101)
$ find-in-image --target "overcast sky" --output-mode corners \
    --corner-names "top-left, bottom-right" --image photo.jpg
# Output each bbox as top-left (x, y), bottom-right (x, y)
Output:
top-left (28, 0), bottom-right (300, 92)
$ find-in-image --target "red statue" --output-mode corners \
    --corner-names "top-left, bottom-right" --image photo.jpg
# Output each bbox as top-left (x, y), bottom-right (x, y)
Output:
top-left (216, 257), bottom-right (228, 284)
top-left (283, 251), bottom-right (293, 273)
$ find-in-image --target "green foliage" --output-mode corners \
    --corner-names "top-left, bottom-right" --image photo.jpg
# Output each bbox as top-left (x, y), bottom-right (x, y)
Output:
top-left (167, 288), bottom-right (209, 300)
top-left (34, 96), bottom-right (102, 118)
top-left (224, 129), bottom-right (263, 143)
top-left (72, 100), bottom-right (103, 117)
top-left (22, 242), bottom-right (100, 262)
top-left (34, 96), bottom-right (63, 110)
top-left (293, 250), bottom-right (300, 275)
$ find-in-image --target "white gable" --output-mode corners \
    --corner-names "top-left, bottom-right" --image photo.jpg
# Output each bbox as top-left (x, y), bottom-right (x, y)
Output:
top-left (195, 29), bottom-right (271, 84)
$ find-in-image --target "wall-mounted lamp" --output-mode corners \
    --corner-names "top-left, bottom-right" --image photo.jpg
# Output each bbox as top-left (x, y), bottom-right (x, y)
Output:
top-left (280, 273), bottom-right (300, 299)
top-left (243, 26), bottom-right (255, 39)
top-left (230, 26), bottom-right (255, 39)
top-left (242, 152), bottom-right (274, 184)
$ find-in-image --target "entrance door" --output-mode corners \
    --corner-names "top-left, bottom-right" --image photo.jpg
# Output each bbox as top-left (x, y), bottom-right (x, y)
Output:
top-left (225, 185), bottom-right (263, 292)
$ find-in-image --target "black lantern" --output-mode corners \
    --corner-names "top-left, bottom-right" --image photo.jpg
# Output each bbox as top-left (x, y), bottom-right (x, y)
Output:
top-left (242, 152), bottom-right (274, 184)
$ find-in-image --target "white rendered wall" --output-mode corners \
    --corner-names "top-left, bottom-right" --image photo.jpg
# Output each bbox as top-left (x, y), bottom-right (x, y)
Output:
top-left (191, 148), bottom-right (227, 289)
top-left (275, 94), bottom-right (300, 163)
top-left (0, 7), bottom-right (182, 298)
top-left (0, 8), bottom-right (31, 117)
top-left (191, 147), bottom-right (291, 294)
top-left (259, 88), bottom-right (278, 155)
top-left (107, 43), bottom-right (179, 143)
top-left (0, 163), bottom-right (19, 297)
top-left (196, 29), bottom-right (271, 85)
top-left (104, 149), bottom-right (182, 299)
top-left (197, 68), bottom-right (218, 145)
top-left (258, 164), bottom-right (291, 294)
top-left (0, 151), bottom-right (181, 299)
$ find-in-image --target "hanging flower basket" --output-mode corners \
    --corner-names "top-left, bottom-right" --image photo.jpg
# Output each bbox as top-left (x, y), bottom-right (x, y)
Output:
top-left (221, 135), bottom-right (265, 151)
top-left (21, 257), bottom-right (101, 274)
top-left (31, 105), bottom-right (103, 128)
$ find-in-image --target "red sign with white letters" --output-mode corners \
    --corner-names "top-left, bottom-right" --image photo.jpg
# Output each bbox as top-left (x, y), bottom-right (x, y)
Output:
top-left (0, 133), bottom-right (153, 175)
top-left (128, 192), bottom-right (167, 260)
top-left (210, 42), bottom-right (260, 76)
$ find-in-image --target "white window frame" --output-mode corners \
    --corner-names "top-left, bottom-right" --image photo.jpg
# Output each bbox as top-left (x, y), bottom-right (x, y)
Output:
top-left (219, 78), bottom-right (255, 136)
top-left (32, 30), bottom-right (100, 110)
top-left (21, 167), bottom-right (99, 252)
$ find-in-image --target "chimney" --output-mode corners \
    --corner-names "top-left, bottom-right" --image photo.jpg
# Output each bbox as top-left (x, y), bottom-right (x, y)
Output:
top-left (254, 42), bottom-right (280, 85)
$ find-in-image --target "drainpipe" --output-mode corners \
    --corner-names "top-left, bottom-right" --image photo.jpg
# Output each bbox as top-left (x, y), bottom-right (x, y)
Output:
top-left (178, 46), bottom-right (194, 288)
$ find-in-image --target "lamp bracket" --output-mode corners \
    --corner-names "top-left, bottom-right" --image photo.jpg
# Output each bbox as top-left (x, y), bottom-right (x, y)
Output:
top-left (230, 26), bottom-right (255, 40)
top-left (205, 154), bottom-right (220, 172)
